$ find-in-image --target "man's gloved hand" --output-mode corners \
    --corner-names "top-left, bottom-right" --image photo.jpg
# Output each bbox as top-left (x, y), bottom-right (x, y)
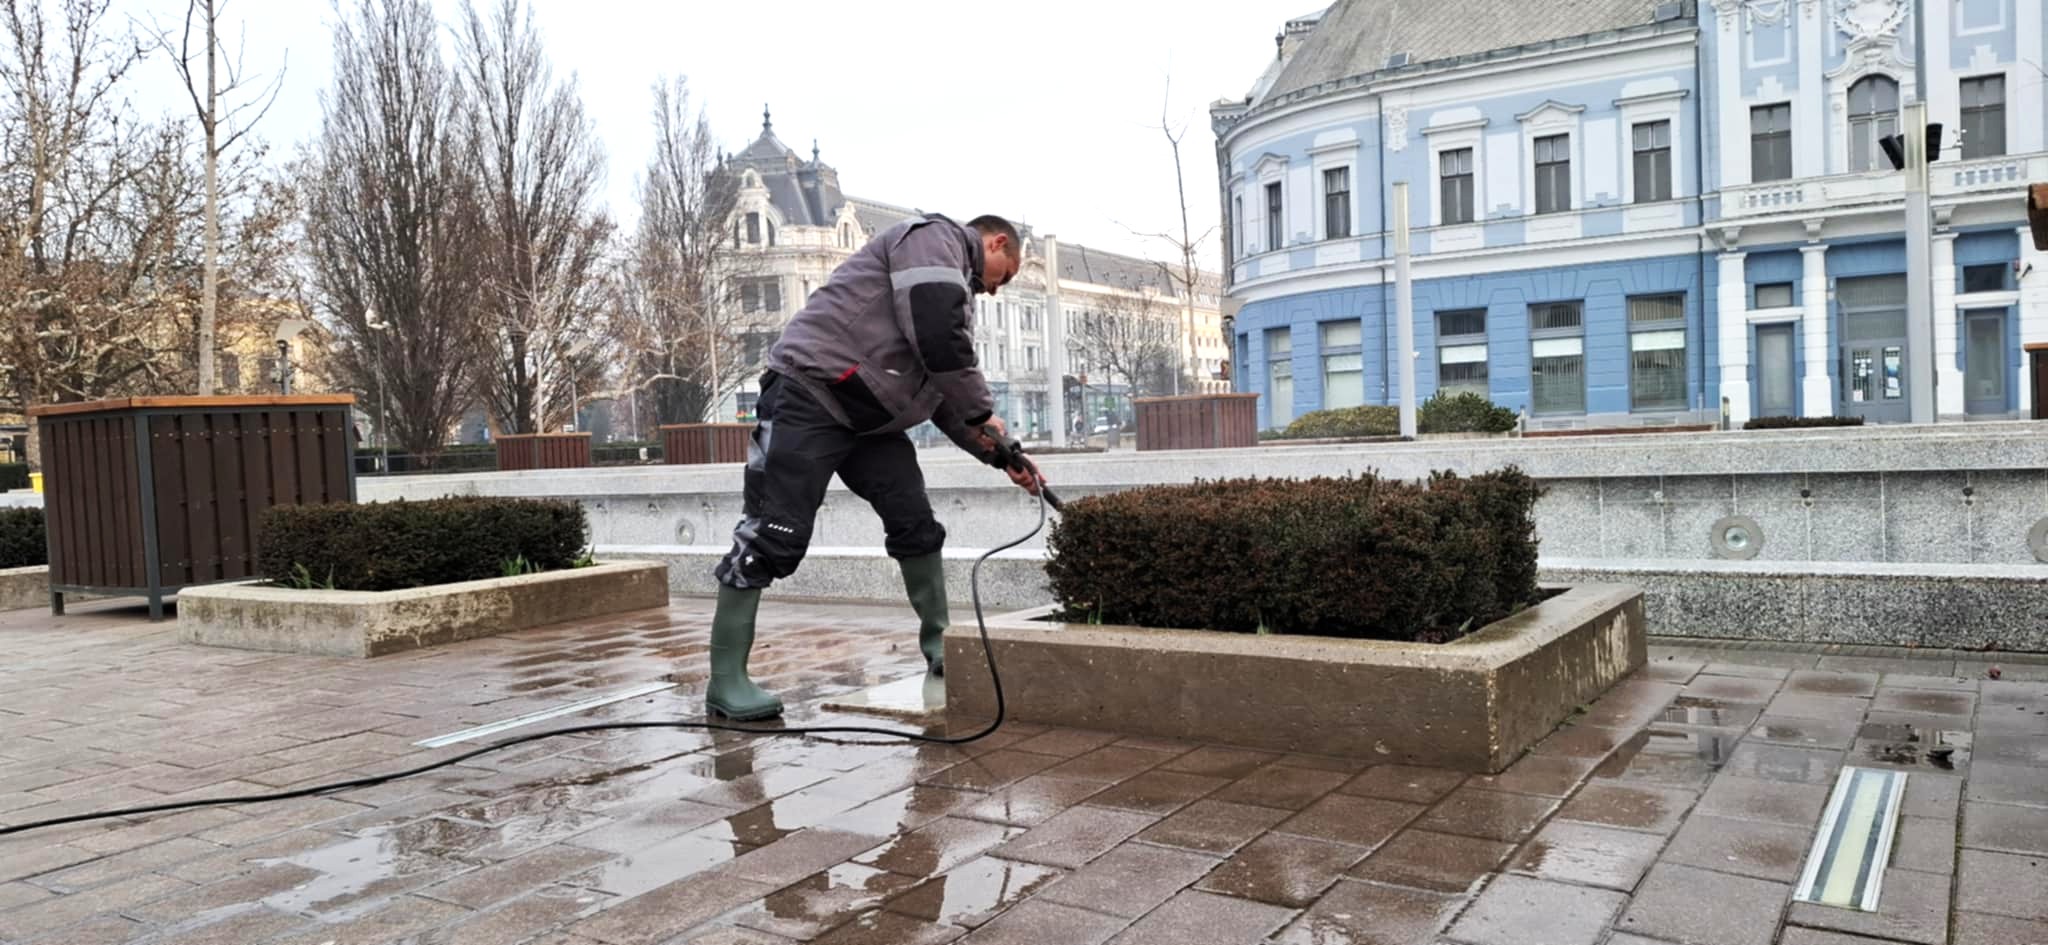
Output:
top-left (974, 418), bottom-right (1045, 497)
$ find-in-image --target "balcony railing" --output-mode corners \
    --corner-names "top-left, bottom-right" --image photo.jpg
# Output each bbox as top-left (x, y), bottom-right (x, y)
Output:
top-left (1721, 153), bottom-right (2048, 219)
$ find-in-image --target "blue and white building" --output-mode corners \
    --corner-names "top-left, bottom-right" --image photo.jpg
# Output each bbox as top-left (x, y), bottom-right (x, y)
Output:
top-left (1214, 0), bottom-right (2047, 430)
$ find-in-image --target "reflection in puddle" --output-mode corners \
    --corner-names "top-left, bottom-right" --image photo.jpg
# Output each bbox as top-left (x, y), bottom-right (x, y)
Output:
top-left (884, 856), bottom-right (1063, 925)
top-left (570, 831), bottom-right (749, 897)
top-left (1654, 696), bottom-right (1761, 729)
top-left (260, 818), bottom-right (487, 920)
top-left (1592, 728), bottom-right (1734, 786)
top-left (739, 863), bottom-right (921, 939)
top-left (1858, 724), bottom-right (1971, 770)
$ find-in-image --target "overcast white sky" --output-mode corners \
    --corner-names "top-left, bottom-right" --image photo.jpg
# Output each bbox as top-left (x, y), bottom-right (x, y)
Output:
top-left (122, 0), bottom-right (1315, 269)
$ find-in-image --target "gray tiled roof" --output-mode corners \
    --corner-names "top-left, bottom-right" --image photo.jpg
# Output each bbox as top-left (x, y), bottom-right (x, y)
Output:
top-left (1261, 0), bottom-right (1668, 104)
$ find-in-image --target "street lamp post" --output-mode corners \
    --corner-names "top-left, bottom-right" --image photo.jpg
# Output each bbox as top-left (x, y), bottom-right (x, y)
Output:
top-left (365, 312), bottom-right (391, 474)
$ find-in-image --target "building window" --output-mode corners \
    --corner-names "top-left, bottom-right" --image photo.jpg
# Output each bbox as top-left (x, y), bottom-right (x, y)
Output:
top-left (1320, 320), bottom-right (1363, 409)
top-left (1628, 295), bottom-right (1687, 411)
top-left (220, 353), bottom-right (241, 391)
top-left (1755, 282), bottom-right (1795, 309)
top-left (1435, 309), bottom-right (1488, 398)
top-left (1266, 327), bottom-right (1293, 426)
top-left (1529, 301), bottom-right (1585, 415)
top-left (1533, 134), bottom-right (1571, 214)
top-left (1439, 148), bottom-right (1475, 224)
top-left (1264, 182), bottom-right (1283, 251)
top-left (1750, 104), bottom-right (1792, 181)
top-left (1962, 263), bottom-right (2009, 294)
top-left (1323, 167), bottom-right (1351, 239)
top-left (1632, 121), bottom-right (1672, 203)
top-left (1233, 195), bottom-right (1244, 256)
top-left (746, 212), bottom-right (761, 244)
top-left (741, 277), bottom-right (781, 313)
top-left (1848, 76), bottom-right (1899, 172)
top-left (1960, 75), bottom-right (2006, 159)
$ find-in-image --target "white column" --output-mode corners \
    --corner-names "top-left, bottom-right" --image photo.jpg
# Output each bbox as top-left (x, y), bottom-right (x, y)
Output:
top-left (1933, 231), bottom-right (1963, 417)
top-left (1800, 243), bottom-right (1832, 416)
top-left (1716, 9), bottom-right (1750, 188)
top-left (2020, 0), bottom-right (2046, 154)
top-left (1794, 0), bottom-right (1825, 177)
top-left (1718, 250), bottom-right (1752, 424)
top-left (1044, 236), bottom-right (1067, 448)
top-left (2020, 226), bottom-right (2048, 413)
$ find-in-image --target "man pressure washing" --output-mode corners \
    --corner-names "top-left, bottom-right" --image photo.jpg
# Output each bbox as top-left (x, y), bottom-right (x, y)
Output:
top-left (705, 212), bottom-right (1046, 721)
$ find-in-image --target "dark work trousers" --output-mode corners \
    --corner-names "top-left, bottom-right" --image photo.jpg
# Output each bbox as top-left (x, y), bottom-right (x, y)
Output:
top-left (714, 371), bottom-right (946, 590)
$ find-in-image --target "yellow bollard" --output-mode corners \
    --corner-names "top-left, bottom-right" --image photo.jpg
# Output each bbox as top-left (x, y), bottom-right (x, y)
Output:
top-left (29, 473), bottom-right (41, 493)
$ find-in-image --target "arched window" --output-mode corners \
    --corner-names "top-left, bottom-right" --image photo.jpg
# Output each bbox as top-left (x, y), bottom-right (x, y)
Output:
top-left (839, 222), bottom-right (852, 248)
top-left (1848, 75), bottom-right (1899, 172)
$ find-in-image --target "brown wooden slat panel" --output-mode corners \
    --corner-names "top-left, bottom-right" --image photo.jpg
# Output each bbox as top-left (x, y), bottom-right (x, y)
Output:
top-left (293, 410), bottom-right (321, 505)
top-left (213, 412), bottom-right (248, 580)
top-left (90, 416), bottom-right (116, 586)
top-left (319, 408), bottom-right (348, 503)
top-left (50, 420), bottom-right (77, 584)
top-left (119, 417), bottom-right (144, 587)
top-left (243, 412), bottom-right (274, 564)
top-left (69, 419), bottom-right (93, 585)
top-left (151, 415), bottom-right (190, 588)
top-left (180, 414), bottom-right (220, 585)
top-left (269, 409), bottom-right (297, 507)
top-left (28, 394), bottom-right (354, 418)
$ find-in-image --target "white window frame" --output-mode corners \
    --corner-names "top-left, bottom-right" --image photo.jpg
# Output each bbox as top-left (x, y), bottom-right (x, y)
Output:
top-left (1309, 141), bottom-right (1356, 242)
top-left (1616, 90), bottom-right (1688, 205)
top-left (1517, 101), bottom-right (1584, 217)
top-left (1828, 66), bottom-right (1902, 175)
top-left (1252, 154), bottom-right (1289, 255)
top-left (1958, 71), bottom-right (2009, 159)
top-left (1423, 119), bottom-right (1486, 227)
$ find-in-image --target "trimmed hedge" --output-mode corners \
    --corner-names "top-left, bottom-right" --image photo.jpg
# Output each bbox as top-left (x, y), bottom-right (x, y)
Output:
top-left (1742, 415), bottom-right (1866, 430)
top-left (1271, 393), bottom-right (1519, 440)
top-left (0, 508), bottom-right (46, 569)
top-left (257, 497), bottom-right (590, 592)
top-left (1043, 467), bottom-right (1544, 643)
top-left (1418, 391), bottom-right (1519, 434)
top-left (0, 464), bottom-right (28, 491)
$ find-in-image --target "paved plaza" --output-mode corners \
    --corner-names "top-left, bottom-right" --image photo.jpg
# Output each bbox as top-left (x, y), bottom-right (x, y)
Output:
top-left (1, 596), bottom-right (2046, 945)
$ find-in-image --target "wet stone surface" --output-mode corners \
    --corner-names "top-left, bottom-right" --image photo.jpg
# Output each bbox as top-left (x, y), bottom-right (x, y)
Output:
top-left (2, 597), bottom-right (2045, 944)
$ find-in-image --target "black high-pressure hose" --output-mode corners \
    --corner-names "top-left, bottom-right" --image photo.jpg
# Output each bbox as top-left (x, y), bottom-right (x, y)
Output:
top-left (0, 440), bottom-right (1060, 839)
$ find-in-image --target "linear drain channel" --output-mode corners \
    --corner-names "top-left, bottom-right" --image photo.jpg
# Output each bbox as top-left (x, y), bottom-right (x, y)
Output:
top-left (1794, 765), bottom-right (1906, 911)
top-left (415, 681), bottom-right (676, 748)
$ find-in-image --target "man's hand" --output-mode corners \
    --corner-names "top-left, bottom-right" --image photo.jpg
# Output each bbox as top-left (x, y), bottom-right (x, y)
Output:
top-left (975, 417), bottom-right (1046, 496)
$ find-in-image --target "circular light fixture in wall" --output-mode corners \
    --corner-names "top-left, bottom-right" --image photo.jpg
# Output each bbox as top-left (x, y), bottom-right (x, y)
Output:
top-left (2028, 518), bottom-right (2048, 564)
top-left (1710, 515), bottom-right (1763, 560)
top-left (675, 519), bottom-right (695, 545)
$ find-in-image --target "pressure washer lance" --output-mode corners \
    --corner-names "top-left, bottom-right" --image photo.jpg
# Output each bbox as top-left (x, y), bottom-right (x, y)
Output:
top-left (0, 443), bottom-right (1061, 839)
top-left (980, 423), bottom-right (1063, 512)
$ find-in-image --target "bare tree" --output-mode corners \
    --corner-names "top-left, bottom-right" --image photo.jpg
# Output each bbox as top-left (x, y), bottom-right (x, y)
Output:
top-left (454, 0), bottom-right (610, 435)
top-left (303, 0), bottom-right (481, 461)
top-left (149, 0), bottom-right (285, 395)
top-left (1118, 76), bottom-right (1220, 396)
top-left (605, 76), bottom-right (759, 426)
top-left (1072, 289), bottom-right (1178, 405)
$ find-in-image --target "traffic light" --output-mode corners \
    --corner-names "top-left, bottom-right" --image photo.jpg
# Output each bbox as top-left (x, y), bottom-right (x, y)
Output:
top-left (1879, 123), bottom-right (1943, 170)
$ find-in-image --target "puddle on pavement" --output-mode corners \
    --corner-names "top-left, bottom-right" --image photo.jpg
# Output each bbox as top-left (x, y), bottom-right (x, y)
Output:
top-left (1857, 724), bottom-right (1971, 770)
top-left (882, 856), bottom-right (1064, 925)
top-left (1880, 691), bottom-right (1975, 715)
top-left (1654, 696), bottom-right (1761, 729)
top-left (260, 818), bottom-right (487, 920)
top-left (570, 831), bottom-right (751, 898)
top-left (1592, 728), bottom-right (1736, 785)
top-left (737, 864), bottom-right (922, 938)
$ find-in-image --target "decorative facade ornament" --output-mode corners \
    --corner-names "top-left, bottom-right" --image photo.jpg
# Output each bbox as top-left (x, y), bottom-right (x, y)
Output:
top-left (1800, 0), bottom-right (1820, 19)
top-left (1709, 0), bottom-right (1745, 27)
top-left (1745, 0), bottom-right (1790, 29)
top-left (1385, 106), bottom-right (1408, 152)
top-left (1832, 0), bottom-right (1908, 42)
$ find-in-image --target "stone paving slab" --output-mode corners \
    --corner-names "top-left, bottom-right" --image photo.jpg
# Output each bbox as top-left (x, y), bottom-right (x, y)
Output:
top-left (1, 597), bottom-right (2046, 944)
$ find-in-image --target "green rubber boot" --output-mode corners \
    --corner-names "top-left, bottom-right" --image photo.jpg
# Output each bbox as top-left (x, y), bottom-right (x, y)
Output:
top-left (705, 585), bottom-right (783, 720)
top-left (900, 552), bottom-right (949, 674)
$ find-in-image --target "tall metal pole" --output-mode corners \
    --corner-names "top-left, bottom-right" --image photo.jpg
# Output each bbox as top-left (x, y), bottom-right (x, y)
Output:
top-left (1394, 182), bottom-right (1417, 438)
top-left (376, 329), bottom-right (389, 474)
top-left (1903, 0), bottom-right (1935, 423)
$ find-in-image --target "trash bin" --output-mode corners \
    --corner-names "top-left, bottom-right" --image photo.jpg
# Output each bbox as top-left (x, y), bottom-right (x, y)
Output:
top-left (495, 433), bottom-right (592, 470)
top-left (2030, 344), bottom-right (2048, 420)
top-left (661, 423), bottom-right (752, 465)
top-left (28, 395), bottom-right (358, 620)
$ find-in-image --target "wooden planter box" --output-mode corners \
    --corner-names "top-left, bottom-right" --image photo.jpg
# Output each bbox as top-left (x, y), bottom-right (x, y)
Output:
top-left (496, 433), bottom-right (592, 471)
top-left (175, 560), bottom-right (669, 657)
top-left (661, 423), bottom-right (752, 465)
top-left (1133, 393), bottom-right (1259, 451)
top-left (944, 583), bottom-right (1646, 773)
top-left (0, 565), bottom-right (47, 611)
top-left (28, 395), bottom-right (357, 620)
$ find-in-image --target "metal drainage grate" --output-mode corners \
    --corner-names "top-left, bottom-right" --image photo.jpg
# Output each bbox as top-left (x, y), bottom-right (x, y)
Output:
top-left (415, 681), bottom-right (676, 748)
top-left (1794, 765), bottom-right (1907, 911)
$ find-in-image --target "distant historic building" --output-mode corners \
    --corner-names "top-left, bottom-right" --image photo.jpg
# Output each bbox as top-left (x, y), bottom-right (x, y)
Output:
top-left (1213, 0), bottom-right (2045, 430)
top-left (720, 108), bottom-right (1227, 443)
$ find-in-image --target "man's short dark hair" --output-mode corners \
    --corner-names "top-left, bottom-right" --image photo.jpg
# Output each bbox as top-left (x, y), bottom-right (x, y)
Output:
top-left (966, 214), bottom-right (1021, 257)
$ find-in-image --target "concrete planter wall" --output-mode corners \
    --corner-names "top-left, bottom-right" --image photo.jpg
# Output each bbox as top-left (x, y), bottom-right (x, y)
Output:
top-left (176, 560), bottom-right (669, 658)
top-left (0, 565), bottom-right (47, 611)
top-left (946, 583), bottom-right (1645, 773)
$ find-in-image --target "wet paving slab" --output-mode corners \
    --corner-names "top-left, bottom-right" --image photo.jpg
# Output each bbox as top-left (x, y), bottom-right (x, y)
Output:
top-left (4, 597), bottom-right (2048, 945)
